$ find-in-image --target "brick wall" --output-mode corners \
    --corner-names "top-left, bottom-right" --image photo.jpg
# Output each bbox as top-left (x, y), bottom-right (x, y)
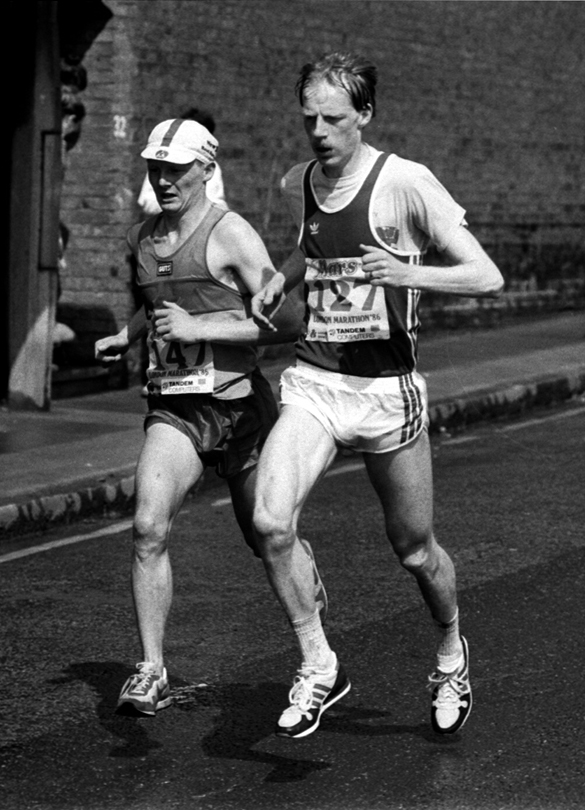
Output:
top-left (60, 0), bottom-right (585, 373)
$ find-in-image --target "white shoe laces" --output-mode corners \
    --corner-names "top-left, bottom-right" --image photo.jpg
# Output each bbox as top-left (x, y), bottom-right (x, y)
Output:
top-left (131, 662), bottom-right (158, 694)
top-left (284, 666), bottom-right (334, 720)
top-left (428, 668), bottom-right (468, 708)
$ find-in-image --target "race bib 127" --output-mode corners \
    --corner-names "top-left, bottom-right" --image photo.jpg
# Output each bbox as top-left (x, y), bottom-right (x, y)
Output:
top-left (304, 256), bottom-right (390, 342)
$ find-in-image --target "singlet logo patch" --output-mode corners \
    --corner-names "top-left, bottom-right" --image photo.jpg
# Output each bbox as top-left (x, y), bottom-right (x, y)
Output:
top-left (376, 225), bottom-right (400, 246)
top-left (157, 261), bottom-right (173, 276)
top-left (309, 222), bottom-right (320, 235)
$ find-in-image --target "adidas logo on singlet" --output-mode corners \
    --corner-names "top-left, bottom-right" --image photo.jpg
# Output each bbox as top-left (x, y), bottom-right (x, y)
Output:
top-left (309, 222), bottom-right (319, 235)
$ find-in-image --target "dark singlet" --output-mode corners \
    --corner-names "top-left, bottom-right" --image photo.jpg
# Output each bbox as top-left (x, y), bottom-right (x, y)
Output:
top-left (297, 154), bottom-right (421, 378)
top-left (128, 204), bottom-right (256, 398)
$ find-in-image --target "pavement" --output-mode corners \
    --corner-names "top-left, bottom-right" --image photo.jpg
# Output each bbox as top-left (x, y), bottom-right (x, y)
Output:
top-left (1, 310), bottom-right (584, 540)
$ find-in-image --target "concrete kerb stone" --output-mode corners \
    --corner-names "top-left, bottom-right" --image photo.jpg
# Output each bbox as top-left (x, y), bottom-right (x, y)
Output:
top-left (1, 369), bottom-right (584, 542)
top-left (428, 370), bottom-right (585, 433)
top-left (0, 467), bottom-right (225, 543)
top-left (0, 475), bottom-right (136, 541)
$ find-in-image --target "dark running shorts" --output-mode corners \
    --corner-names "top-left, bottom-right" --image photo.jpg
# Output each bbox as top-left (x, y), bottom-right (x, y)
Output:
top-left (144, 368), bottom-right (278, 479)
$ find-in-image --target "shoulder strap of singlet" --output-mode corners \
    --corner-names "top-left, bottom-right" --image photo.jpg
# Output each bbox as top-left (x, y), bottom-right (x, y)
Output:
top-left (360, 152), bottom-right (390, 199)
top-left (299, 160), bottom-right (319, 248)
top-left (200, 202), bottom-right (228, 235)
top-left (301, 160), bottom-right (320, 220)
top-left (127, 217), bottom-right (156, 255)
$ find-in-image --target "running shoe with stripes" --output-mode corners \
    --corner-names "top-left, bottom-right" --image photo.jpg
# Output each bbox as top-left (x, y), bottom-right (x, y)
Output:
top-left (300, 538), bottom-right (328, 625)
top-left (116, 662), bottom-right (172, 716)
top-left (276, 657), bottom-right (351, 738)
top-left (428, 635), bottom-right (472, 734)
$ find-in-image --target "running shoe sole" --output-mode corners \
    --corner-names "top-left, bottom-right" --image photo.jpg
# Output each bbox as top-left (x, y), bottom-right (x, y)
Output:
top-left (116, 694), bottom-right (172, 716)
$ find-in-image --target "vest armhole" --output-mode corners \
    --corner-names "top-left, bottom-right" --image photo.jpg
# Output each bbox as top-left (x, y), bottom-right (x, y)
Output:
top-left (299, 160), bottom-right (318, 250)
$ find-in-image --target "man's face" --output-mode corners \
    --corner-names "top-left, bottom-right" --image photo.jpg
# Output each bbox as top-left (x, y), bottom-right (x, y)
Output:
top-left (146, 158), bottom-right (211, 213)
top-left (301, 79), bottom-right (372, 177)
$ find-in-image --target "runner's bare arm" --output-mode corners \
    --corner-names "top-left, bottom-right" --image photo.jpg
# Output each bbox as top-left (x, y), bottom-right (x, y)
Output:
top-left (95, 306), bottom-right (147, 363)
top-left (360, 226), bottom-right (503, 297)
top-left (153, 213), bottom-right (305, 345)
top-left (251, 247), bottom-right (307, 330)
top-left (154, 294), bottom-right (304, 346)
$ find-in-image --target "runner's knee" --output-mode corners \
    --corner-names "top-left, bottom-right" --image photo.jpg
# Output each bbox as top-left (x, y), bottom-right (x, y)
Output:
top-left (253, 504), bottom-right (294, 555)
top-left (133, 508), bottom-right (170, 559)
top-left (395, 534), bottom-right (436, 575)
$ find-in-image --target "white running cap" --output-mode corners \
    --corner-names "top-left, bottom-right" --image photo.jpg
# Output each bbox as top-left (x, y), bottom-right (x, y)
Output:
top-left (140, 118), bottom-right (218, 165)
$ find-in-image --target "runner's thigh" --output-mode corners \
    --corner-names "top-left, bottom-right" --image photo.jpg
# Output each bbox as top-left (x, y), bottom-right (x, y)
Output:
top-left (135, 422), bottom-right (204, 522)
top-left (363, 428), bottom-right (434, 545)
top-left (255, 404), bottom-right (338, 525)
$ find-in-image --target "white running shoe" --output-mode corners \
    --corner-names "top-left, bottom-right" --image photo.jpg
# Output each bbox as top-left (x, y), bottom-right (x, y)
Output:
top-left (428, 636), bottom-right (472, 734)
top-left (276, 657), bottom-right (351, 738)
top-left (117, 662), bottom-right (172, 716)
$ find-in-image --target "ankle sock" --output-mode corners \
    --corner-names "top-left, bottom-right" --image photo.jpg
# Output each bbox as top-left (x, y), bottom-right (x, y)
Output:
top-left (434, 608), bottom-right (464, 672)
top-left (292, 609), bottom-right (335, 671)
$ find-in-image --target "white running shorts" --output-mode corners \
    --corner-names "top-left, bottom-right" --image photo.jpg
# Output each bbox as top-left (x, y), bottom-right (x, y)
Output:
top-left (280, 362), bottom-right (429, 453)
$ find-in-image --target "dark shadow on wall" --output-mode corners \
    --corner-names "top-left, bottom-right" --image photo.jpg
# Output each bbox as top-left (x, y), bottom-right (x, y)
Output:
top-left (51, 0), bottom-right (123, 400)
top-left (52, 301), bottom-right (127, 398)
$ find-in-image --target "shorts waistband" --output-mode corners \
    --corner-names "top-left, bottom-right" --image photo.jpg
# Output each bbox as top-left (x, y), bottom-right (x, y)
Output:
top-left (294, 361), bottom-right (422, 394)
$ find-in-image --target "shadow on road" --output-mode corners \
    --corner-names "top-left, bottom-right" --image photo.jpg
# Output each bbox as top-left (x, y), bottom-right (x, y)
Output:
top-left (52, 660), bottom-right (164, 758)
top-left (174, 679), bottom-right (332, 783)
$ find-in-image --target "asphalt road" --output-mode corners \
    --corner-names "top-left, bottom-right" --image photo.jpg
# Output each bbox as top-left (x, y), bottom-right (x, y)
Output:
top-left (2, 399), bottom-right (585, 810)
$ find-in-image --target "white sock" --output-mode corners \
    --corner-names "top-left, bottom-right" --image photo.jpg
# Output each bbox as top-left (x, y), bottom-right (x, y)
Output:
top-left (434, 608), bottom-right (464, 672)
top-left (292, 609), bottom-right (336, 671)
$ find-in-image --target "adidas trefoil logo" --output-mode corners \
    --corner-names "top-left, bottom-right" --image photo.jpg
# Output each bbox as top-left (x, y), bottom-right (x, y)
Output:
top-left (309, 221), bottom-right (319, 235)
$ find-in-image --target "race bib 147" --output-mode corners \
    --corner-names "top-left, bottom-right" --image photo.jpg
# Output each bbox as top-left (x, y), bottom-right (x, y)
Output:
top-left (147, 335), bottom-right (215, 394)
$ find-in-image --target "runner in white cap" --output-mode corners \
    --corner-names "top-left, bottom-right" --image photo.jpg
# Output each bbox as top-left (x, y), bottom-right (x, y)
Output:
top-left (251, 52), bottom-right (504, 739)
top-left (137, 109), bottom-right (227, 214)
top-left (95, 118), bottom-right (326, 716)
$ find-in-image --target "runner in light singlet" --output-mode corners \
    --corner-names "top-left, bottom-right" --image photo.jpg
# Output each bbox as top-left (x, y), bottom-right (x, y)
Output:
top-left (95, 118), bottom-right (326, 716)
top-left (251, 52), bottom-right (504, 739)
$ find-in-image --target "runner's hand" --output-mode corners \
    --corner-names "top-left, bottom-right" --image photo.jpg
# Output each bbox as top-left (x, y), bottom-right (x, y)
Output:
top-left (95, 333), bottom-right (129, 364)
top-left (154, 301), bottom-right (198, 343)
top-left (251, 273), bottom-right (286, 330)
top-left (360, 244), bottom-right (413, 288)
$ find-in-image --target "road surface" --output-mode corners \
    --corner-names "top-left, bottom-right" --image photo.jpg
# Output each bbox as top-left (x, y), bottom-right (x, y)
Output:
top-left (1, 400), bottom-right (585, 809)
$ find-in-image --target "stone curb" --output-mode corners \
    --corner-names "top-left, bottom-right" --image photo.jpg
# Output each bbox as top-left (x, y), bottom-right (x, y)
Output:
top-left (428, 369), bottom-right (585, 433)
top-left (2, 370), bottom-right (584, 542)
top-left (0, 475), bottom-right (138, 541)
